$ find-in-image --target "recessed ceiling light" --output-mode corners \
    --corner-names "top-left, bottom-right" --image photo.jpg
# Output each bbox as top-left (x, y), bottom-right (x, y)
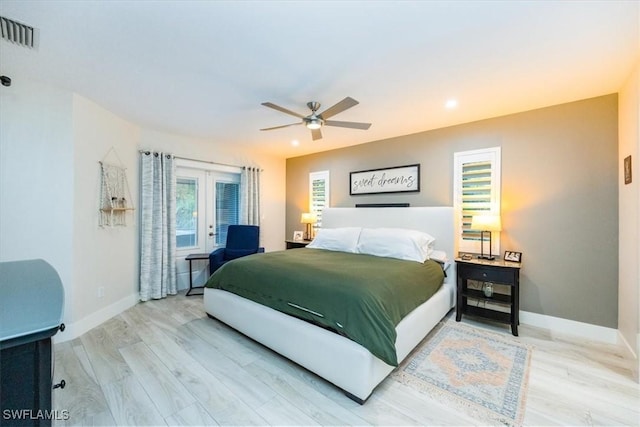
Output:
top-left (445, 99), bottom-right (458, 109)
top-left (291, 139), bottom-right (299, 147)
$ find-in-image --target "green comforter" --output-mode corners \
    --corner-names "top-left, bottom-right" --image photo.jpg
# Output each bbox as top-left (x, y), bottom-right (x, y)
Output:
top-left (205, 248), bottom-right (444, 366)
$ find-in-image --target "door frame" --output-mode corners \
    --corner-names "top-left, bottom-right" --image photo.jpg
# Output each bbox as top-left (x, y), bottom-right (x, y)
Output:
top-left (175, 159), bottom-right (242, 290)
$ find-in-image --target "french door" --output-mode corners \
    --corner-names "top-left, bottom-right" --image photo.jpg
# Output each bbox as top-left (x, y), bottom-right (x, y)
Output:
top-left (175, 165), bottom-right (240, 288)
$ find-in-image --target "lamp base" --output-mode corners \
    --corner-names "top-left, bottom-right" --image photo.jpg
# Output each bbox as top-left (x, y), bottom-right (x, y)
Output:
top-left (478, 230), bottom-right (495, 260)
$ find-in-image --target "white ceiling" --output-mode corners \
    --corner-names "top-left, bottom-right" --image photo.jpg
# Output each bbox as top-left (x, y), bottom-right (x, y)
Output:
top-left (1, 1), bottom-right (638, 158)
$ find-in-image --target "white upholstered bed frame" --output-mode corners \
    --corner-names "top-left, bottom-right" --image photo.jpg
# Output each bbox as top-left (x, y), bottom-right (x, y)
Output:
top-left (203, 206), bottom-right (456, 402)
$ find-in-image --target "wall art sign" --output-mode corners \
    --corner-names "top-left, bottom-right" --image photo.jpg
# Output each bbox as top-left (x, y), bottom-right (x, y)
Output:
top-left (350, 164), bottom-right (420, 195)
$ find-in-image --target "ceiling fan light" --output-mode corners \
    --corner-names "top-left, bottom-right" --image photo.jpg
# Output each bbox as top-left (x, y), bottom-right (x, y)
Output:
top-left (306, 119), bottom-right (322, 130)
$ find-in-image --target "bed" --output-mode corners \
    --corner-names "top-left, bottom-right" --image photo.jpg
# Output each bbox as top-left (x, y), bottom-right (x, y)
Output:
top-left (203, 206), bottom-right (455, 403)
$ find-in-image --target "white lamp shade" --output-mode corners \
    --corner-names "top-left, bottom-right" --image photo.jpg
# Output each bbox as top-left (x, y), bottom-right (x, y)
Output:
top-left (300, 212), bottom-right (318, 224)
top-left (471, 214), bottom-right (502, 232)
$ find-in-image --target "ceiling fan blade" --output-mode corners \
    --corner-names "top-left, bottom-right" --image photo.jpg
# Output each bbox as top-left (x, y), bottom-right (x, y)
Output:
top-left (311, 128), bottom-right (322, 141)
top-left (260, 122), bottom-right (301, 131)
top-left (261, 102), bottom-right (306, 119)
top-left (318, 97), bottom-right (359, 120)
top-left (324, 120), bottom-right (371, 130)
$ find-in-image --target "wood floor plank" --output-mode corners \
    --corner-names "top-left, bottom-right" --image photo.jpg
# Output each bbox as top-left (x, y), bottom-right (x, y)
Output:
top-left (529, 370), bottom-right (639, 426)
top-left (524, 385), bottom-right (594, 426)
top-left (347, 391), bottom-right (424, 426)
top-left (56, 410), bottom-right (117, 427)
top-left (375, 379), bottom-right (480, 426)
top-left (102, 315), bottom-right (142, 349)
top-left (169, 303), bottom-right (205, 325)
top-left (136, 301), bottom-right (186, 333)
top-left (86, 410), bottom-right (118, 426)
top-left (165, 402), bottom-right (219, 427)
top-left (120, 306), bottom-right (167, 346)
top-left (254, 395), bottom-right (320, 426)
top-left (51, 342), bottom-right (111, 426)
top-left (119, 342), bottom-right (196, 418)
top-left (71, 339), bottom-right (99, 384)
top-left (245, 356), bottom-right (369, 426)
top-left (248, 348), bottom-right (419, 425)
top-left (146, 294), bottom-right (204, 326)
top-left (252, 343), bottom-right (362, 407)
top-left (179, 321), bottom-right (277, 408)
top-left (80, 325), bottom-right (132, 385)
top-left (101, 376), bottom-right (166, 426)
top-left (188, 316), bottom-right (263, 366)
top-left (522, 407), bottom-right (566, 426)
top-left (145, 330), bottom-right (269, 426)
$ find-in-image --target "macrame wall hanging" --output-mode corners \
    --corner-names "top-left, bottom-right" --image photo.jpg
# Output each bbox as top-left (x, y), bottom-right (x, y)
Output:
top-left (99, 147), bottom-right (134, 227)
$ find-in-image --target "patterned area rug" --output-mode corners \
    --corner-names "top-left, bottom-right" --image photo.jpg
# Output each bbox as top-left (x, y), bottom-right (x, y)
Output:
top-left (391, 319), bottom-right (532, 426)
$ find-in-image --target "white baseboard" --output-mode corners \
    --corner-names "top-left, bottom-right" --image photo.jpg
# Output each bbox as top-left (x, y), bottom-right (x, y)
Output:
top-left (53, 293), bottom-right (139, 343)
top-left (617, 332), bottom-right (640, 382)
top-left (520, 310), bottom-right (618, 344)
top-left (618, 331), bottom-right (639, 359)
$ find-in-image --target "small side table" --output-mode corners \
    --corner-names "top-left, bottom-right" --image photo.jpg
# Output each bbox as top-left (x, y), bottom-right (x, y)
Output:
top-left (185, 253), bottom-right (209, 296)
top-left (455, 257), bottom-right (521, 335)
top-left (285, 239), bottom-right (312, 249)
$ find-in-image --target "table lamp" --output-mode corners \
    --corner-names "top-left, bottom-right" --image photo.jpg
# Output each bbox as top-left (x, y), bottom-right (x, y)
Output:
top-left (300, 212), bottom-right (317, 240)
top-left (471, 214), bottom-right (502, 260)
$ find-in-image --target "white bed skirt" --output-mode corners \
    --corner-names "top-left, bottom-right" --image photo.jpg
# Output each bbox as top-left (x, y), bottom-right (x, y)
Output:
top-left (204, 276), bottom-right (454, 402)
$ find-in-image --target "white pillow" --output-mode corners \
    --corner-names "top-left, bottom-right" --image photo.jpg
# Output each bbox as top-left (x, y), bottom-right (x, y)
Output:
top-left (356, 227), bottom-right (436, 263)
top-left (306, 227), bottom-right (362, 253)
top-left (429, 249), bottom-right (448, 264)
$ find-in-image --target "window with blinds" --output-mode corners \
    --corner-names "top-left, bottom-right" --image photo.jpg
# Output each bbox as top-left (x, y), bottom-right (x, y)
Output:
top-left (453, 147), bottom-right (501, 254)
top-left (309, 170), bottom-right (330, 230)
top-left (176, 177), bottom-right (198, 248)
top-left (215, 181), bottom-right (240, 245)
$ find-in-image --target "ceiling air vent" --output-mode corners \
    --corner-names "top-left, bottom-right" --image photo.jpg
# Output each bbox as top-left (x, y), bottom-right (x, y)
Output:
top-left (1, 16), bottom-right (38, 49)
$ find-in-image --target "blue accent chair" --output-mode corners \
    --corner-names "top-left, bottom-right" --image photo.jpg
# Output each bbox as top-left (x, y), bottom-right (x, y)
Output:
top-left (209, 225), bottom-right (264, 275)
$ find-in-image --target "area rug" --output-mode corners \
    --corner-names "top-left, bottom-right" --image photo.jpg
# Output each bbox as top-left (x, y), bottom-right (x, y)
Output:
top-left (391, 319), bottom-right (532, 426)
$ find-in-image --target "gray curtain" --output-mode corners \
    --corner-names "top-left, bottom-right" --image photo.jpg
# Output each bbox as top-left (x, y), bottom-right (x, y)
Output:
top-left (139, 152), bottom-right (177, 301)
top-left (241, 166), bottom-right (261, 226)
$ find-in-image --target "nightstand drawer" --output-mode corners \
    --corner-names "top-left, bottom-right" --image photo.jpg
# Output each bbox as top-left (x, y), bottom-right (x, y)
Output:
top-left (458, 264), bottom-right (515, 284)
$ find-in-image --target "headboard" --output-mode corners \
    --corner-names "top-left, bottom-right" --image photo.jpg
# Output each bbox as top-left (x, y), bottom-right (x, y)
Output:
top-left (322, 207), bottom-right (454, 259)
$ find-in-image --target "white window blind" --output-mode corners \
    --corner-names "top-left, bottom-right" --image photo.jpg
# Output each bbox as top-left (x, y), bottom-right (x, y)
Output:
top-left (309, 170), bottom-right (330, 229)
top-left (215, 181), bottom-right (240, 245)
top-left (176, 177), bottom-right (198, 248)
top-left (453, 147), bottom-right (501, 254)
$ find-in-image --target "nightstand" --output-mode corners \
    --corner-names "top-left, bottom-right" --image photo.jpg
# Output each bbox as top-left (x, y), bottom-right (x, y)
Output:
top-left (455, 257), bottom-right (522, 336)
top-left (285, 239), bottom-right (312, 249)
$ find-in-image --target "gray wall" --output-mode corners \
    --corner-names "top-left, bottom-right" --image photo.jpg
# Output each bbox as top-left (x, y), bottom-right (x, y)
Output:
top-left (286, 94), bottom-right (618, 328)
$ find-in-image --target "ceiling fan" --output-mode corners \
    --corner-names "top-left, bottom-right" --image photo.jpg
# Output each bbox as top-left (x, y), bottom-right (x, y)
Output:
top-left (260, 97), bottom-right (371, 141)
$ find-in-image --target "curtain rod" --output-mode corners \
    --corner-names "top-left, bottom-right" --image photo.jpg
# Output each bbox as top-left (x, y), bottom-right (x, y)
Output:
top-left (138, 150), bottom-right (259, 170)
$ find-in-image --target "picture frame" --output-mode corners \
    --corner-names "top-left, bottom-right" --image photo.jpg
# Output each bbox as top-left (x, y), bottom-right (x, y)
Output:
top-left (292, 230), bottom-right (304, 241)
top-left (350, 164), bottom-right (420, 195)
top-left (624, 155), bottom-right (632, 185)
top-left (504, 251), bottom-right (522, 263)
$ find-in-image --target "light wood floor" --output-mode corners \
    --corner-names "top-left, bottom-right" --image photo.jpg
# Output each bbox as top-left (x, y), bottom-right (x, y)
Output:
top-left (52, 291), bottom-right (639, 426)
